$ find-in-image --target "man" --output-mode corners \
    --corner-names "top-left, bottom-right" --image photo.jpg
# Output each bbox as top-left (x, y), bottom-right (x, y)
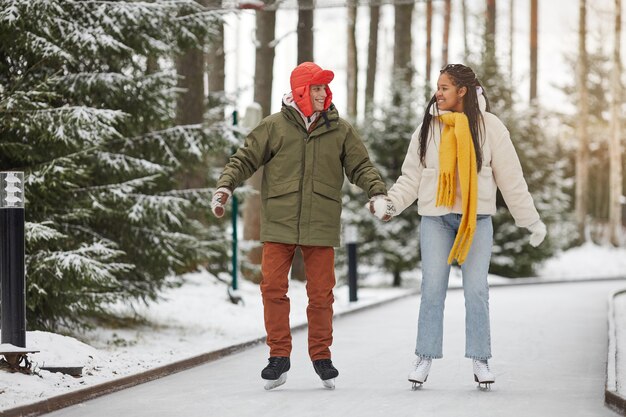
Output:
top-left (211, 62), bottom-right (387, 390)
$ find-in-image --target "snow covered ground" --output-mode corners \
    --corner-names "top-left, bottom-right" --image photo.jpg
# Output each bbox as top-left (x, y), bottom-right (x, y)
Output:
top-left (1, 242), bottom-right (625, 412)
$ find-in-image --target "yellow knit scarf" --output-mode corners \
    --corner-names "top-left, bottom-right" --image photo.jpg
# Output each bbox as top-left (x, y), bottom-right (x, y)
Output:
top-left (436, 112), bottom-right (478, 265)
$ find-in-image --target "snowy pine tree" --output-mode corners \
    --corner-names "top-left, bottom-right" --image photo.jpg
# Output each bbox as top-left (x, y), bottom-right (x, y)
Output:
top-left (0, 0), bottom-right (236, 329)
top-left (346, 78), bottom-right (421, 287)
top-left (558, 46), bottom-right (625, 243)
top-left (475, 60), bottom-right (573, 277)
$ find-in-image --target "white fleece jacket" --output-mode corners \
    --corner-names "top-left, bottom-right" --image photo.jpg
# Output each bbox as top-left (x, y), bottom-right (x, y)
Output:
top-left (387, 95), bottom-right (540, 228)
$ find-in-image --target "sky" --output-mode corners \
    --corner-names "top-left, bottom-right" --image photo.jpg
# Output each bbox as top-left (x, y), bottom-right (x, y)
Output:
top-left (222, 0), bottom-right (622, 119)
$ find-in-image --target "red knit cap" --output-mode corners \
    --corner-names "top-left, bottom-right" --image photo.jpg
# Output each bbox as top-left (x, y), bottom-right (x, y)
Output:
top-left (290, 62), bottom-right (334, 117)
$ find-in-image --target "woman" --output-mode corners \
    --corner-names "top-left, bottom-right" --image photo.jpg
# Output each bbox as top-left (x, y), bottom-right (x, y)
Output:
top-left (373, 64), bottom-right (546, 389)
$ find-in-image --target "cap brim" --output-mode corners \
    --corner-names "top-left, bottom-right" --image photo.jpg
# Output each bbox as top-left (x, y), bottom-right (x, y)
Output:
top-left (311, 69), bottom-right (334, 85)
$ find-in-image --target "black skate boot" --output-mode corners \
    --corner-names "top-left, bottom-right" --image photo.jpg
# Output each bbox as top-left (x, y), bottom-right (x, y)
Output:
top-left (261, 356), bottom-right (290, 390)
top-left (312, 359), bottom-right (339, 389)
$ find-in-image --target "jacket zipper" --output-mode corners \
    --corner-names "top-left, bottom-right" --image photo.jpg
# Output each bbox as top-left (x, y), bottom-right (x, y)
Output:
top-left (296, 133), bottom-right (309, 245)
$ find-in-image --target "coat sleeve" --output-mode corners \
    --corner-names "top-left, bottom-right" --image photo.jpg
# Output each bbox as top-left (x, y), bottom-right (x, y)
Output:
top-left (216, 121), bottom-right (271, 190)
top-left (387, 127), bottom-right (424, 215)
top-left (342, 125), bottom-right (387, 198)
top-left (490, 127), bottom-right (541, 228)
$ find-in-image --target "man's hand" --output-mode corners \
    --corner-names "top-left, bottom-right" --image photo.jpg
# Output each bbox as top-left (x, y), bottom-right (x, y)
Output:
top-left (527, 220), bottom-right (547, 247)
top-left (211, 187), bottom-right (232, 218)
top-left (368, 195), bottom-right (395, 222)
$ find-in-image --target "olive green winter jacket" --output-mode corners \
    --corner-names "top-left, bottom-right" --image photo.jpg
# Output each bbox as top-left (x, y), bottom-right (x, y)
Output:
top-left (217, 104), bottom-right (386, 247)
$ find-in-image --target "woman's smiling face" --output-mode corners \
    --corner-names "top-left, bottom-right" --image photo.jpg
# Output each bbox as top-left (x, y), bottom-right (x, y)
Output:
top-left (435, 72), bottom-right (467, 113)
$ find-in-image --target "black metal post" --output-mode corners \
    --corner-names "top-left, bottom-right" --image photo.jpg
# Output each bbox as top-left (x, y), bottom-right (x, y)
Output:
top-left (0, 172), bottom-right (25, 347)
top-left (231, 110), bottom-right (239, 292)
top-left (347, 242), bottom-right (358, 302)
top-left (345, 225), bottom-right (358, 302)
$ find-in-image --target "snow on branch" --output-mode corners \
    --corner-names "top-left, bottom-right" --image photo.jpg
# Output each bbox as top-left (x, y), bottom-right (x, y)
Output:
top-left (26, 221), bottom-right (67, 244)
top-left (30, 241), bottom-right (134, 284)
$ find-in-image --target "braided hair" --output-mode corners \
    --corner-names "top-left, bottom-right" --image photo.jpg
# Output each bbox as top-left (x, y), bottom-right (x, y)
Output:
top-left (418, 64), bottom-right (490, 171)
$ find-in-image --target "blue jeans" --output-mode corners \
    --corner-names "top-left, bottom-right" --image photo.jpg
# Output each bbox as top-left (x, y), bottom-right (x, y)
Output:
top-left (415, 214), bottom-right (493, 360)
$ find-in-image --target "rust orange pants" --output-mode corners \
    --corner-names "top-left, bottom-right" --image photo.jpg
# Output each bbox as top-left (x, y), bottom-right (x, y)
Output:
top-left (260, 242), bottom-right (336, 360)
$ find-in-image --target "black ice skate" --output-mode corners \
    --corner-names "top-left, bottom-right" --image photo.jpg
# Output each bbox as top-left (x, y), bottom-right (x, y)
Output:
top-left (312, 359), bottom-right (339, 389)
top-left (261, 356), bottom-right (290, 390)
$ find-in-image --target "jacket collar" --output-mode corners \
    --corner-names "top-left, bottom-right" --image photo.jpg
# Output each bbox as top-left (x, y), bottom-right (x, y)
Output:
top-left (281, 93), bottom-right (338, 134)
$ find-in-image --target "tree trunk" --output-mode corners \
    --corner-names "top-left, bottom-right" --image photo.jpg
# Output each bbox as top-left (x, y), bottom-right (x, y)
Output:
top-left (176, 51), bottom-right (204, 127)
top-left (347, 0), bottom-right (358, 120)
top-left (206, 0), bottom-right (225, 124)
top-left (509, 0), bottom-right (514, 81)
top-left (426, 0), bottom-right (433, 97)
top-left (442, 0), bottom-right (451, 66)
top-left (482, 0), bottom-right (498, 81)
top-left (146, 55), bottom-right (158, 74)
top-left (575, 0), bottom-right (590, 242)
top-left (486, 0), bottom-right (496, 42)
top-left (365, 4), bottom-right (380, 114)
top-left (394, 2), bottom-right (414, 89)
top-left (609, 0), bottom-right (623, 246)
top-left (175, 35), bottom-right (206, 190)
top-left (392, 269), bottom-right (401, 288)
top-left (462, 0), bottom-right (469, 61)
top-left (243, 5), bottom-right (276, 283)
top-left (484, 0), bottom-right (497, 79)
top-left (254, 7), bottom-right (276, 118)
top-left (297, 0), bottom-right (314, 63)
top-left (530, 0), bottom-right (538, 102)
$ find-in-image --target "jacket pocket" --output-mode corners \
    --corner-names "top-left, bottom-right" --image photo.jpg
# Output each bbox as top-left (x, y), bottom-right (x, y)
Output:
top-left (265, 179), bottom-right (301, 224)
top-left (312, 180), bottom-right (342, 202)
top-left (267, 179), bottom-right (301, 199)
top-left (417, 168), bottom-right (437, 204)
top-left (311, 180), bottom-right (342, 229)
top-left (478, 166), bottom-right (495, 202)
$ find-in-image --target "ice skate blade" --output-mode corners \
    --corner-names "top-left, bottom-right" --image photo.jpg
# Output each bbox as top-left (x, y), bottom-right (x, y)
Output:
top-left (410, 381), bottom-right (424, 390)
top-left (408, 374), bottom-right (427, 390)
top-left (473, 374), bottom-right (494, 390)
top-left (321, 378), bottom-right (335, 390)
top-left (264, 373), bottom-right (287, 390)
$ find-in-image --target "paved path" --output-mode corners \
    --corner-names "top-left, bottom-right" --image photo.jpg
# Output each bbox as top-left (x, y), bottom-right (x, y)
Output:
top-left (45, 280), bottom-right (626, 417)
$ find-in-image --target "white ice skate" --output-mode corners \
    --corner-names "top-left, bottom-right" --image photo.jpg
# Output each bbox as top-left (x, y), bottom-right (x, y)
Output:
top-left (408, 356), bottom-right (432, 390)
top-left (264, 373), bottom-right (288, 390)
top-left (473, 359), bottom-right (495, 390)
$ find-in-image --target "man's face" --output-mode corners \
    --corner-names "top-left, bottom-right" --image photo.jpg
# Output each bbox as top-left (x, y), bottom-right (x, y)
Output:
top-left (310, 84), bottom-right (327, 112)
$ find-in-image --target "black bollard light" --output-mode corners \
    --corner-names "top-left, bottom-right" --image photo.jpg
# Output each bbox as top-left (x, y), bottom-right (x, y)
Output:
top-left (345, 225), bottom-right (358, 302)
top-left (0, 171), bottom-right (26, 348)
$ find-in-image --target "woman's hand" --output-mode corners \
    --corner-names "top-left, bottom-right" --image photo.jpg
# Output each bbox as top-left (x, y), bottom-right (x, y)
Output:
top-left (527, 221), bottom-right (547, 247)
top-left (369, 195), bottom-right (396, 222)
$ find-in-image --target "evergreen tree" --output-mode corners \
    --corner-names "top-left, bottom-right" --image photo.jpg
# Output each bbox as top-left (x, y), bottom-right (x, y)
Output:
top-left (558, 45), bottom-right (624, 242)
top-left (473, 60), bottom-right (574, 276)
top-left (342, 77), bottom-right (421, 287)
top-left (0, 0), bottom-right (235, 329)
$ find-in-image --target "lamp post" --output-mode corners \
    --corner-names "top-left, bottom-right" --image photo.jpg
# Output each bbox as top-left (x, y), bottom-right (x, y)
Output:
top-left (0, 171), bottom-right (26, 348)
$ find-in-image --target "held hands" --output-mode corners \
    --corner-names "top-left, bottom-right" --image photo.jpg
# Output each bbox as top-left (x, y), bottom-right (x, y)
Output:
top-left (211, 187), bottom-right (232, 218)
top-left (527, 220), bottom-right (547, 247)
top-left (368, 195), bottom-right (396, 222)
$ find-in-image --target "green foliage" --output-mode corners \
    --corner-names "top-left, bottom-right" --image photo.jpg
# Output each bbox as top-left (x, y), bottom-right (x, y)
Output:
top-left (344, 75), bottom-right (421, 287)
top-left (558, 46), bottom-right (625, 227)
top-left (472, 60), bottom-right (574, 277)
top-left (0, 0), bottom-right (234, 329)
